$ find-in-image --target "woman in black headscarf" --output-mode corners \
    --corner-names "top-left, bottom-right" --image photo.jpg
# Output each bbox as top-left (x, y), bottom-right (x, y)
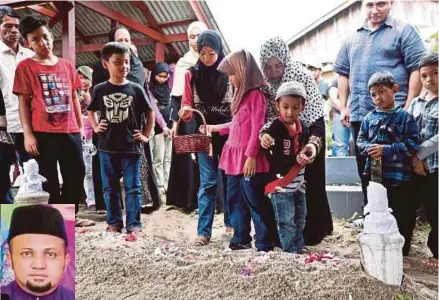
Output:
top-left (91, 26), bottom-right (161, 212)
top-left (147, 62), bottom-right (173, 198)
top-left (178, 30), bottom-right (233, 246)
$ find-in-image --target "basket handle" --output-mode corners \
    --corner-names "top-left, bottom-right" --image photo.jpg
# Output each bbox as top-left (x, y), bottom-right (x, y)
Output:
top-left (174, 108), bottom-right (208, 137)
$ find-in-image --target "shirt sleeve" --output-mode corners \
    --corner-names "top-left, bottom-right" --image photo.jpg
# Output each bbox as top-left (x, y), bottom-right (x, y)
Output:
top-left (333, 37), bottom-right (350, 77)
top-left (400, 23), bottom-right (426, 73)
top-left (180, 70), bottom-right (195, 122)
top-left (13, 61), bottom-right (32, 96)
top-left (245, 90), bottom-right (267, 159)
top-left (87, 86), bottom-right (99, 111)
top-left (356, 116), bottom-right (371, 156)
top-left (382, 113), bottom-right (420, 161)
top-left (137, 85), bottom-right (152, 112)
top-left (417, 134), bottom-right (438, 161)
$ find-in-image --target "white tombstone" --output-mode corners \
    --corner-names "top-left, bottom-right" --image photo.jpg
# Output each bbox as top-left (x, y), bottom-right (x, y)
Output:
top-left (14, 159), bottom-right (50, 204)
top-left (357, 182), bottom-right (405, 286)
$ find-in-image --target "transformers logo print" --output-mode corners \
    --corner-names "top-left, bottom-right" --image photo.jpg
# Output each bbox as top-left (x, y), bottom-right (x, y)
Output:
top-left (103, 93), bottom-right (133, 123)
top-left (38, 73), bottom-right (71, 114)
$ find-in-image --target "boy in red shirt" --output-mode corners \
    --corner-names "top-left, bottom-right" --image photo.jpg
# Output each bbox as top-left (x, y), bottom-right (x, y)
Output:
top-left (13, 16), bottom-right (85, 215)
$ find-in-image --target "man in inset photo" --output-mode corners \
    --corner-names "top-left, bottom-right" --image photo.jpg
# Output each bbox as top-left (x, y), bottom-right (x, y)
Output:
top-left (1, 205), bottom-right (74, 299)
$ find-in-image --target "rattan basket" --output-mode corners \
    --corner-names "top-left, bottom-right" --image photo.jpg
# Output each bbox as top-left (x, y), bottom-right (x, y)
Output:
top-left (174, 108), bottom-right (211, 154)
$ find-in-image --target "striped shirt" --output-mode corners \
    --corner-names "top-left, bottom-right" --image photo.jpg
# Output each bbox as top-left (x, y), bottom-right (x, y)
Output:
top-left (408, 95), bottom-right (438, 172)
top-left (357, 105), bottom-right (420, 186)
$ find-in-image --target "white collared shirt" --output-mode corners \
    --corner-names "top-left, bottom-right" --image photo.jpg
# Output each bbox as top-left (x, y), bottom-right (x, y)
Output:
top-left (0, 41), bottom-right (34, 132)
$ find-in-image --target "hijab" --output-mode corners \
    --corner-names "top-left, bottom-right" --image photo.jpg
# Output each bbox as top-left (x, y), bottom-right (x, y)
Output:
top-left (194, 29), bottom-right (229, 106)
top-left (148, 62), bottom-right (171, 107)
top-left (218, 50), bottom-right (267, 114)
top-left (171, 21), bottom-right (208, 97)
top-left (260, 37), bottom-right (324, 127)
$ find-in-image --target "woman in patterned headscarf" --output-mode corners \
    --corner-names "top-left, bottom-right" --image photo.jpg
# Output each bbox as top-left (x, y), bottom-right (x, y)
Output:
top-left (260, 37), bottom-right (333, 246)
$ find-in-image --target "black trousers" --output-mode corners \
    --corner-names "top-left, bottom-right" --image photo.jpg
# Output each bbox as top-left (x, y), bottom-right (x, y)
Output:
top-left (412, 171), bottom-right (438, 258)
top-left (0, 142), bottom-right (15, 203)
top-left (352, 121), bottom-right (368, 206)
top-left (34, 133), bottom-right (85, 214)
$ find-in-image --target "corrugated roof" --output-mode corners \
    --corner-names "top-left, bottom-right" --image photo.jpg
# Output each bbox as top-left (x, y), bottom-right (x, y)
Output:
top-left (12, 0), bottom-right (229, 66)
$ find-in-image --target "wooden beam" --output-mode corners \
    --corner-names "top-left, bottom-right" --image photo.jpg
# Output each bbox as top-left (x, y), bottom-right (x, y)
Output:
top-left (164, 33), bottom-right (188, 43)
top-left (62, 3), bottom-right (75, 66)
top-left (76, 1), bottom-right (165, 42)
top-left (129, 1), bottom-right (158, 28)
top-left (158, 18), bottom-right (197, 28)
top-left (27, 4), bottom-right (56, 18)
top-left (0, 0), bottom-right (46, 7)
top-left (188, 0), bottom-right (209, 26)
top-left (53, 39), bottom-right (155, 53)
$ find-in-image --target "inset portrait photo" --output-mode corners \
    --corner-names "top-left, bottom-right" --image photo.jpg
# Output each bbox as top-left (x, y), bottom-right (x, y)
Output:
top-left (0, 204), bottom-right (75, 299)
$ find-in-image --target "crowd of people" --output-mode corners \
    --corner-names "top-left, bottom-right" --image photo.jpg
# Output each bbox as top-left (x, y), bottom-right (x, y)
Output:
top-left (0, 0), bottom-right (437, 268)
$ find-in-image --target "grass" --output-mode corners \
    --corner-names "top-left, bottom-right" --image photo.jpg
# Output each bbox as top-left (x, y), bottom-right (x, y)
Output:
top-left (394, 292), bottom-right (413, 300)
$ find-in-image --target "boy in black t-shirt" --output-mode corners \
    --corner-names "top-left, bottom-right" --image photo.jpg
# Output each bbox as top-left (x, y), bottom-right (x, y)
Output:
top-left (87, 42), bottom-right (154, 233)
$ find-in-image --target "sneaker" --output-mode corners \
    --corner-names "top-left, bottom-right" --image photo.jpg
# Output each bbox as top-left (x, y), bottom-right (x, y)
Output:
top-left (229, 242), bottom-right (252, 250)
top-left (106, 225), bottom-right (122, 233)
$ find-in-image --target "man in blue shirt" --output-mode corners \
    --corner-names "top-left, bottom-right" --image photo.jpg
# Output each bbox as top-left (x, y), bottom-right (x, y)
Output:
top-left (333, 0), bottom-right (425, 204)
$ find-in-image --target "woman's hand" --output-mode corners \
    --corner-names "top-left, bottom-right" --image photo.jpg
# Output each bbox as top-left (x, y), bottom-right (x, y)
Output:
top-left (260, 133), bottom-right (274, 149)
top-left (243, 157), bottom-right (256, 178)
top-left (24, 133), bottom-right (39, 156)
top-left (297, 153), bottom-right (312, 166)
top-left (300, 143), bottom-right (317, 164)
top-left (199, 124), bottom-right (217, 135)
top-left (367, 144), bottom-right (384, 159)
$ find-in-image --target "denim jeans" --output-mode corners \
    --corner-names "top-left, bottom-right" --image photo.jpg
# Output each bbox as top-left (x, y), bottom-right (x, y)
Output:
top-left (150, 133), bottom-right (172, 192)
top-left (99, 152), bottom-right (142, 231)
top-left (196, 152), bottom-right (223, 238)
top-left (331, 110), bottom-right (351, 157)
top-left (270, 191), bottom-right (307, 253)
top-left (227, 174), bottom-right (272, 251)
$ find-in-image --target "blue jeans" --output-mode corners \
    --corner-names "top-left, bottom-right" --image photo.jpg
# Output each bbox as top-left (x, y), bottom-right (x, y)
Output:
top-left (227, 174), bottom-right (272, 251)
top-left (331, 110), bottom-right (351, 157)
top-left (197, 152), bottom-right (231, 238)
top-left (99, 152), bottom-right (142, 231)
top-left (270, 191), bottom-right (307, 253)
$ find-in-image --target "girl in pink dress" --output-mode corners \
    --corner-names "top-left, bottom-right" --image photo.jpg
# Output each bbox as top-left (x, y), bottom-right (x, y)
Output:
top-left (202, 50), bottom-right (274, 251)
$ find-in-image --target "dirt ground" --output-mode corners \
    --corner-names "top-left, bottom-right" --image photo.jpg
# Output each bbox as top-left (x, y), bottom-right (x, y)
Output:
top-left (75, 208), bottom-right (438, 300)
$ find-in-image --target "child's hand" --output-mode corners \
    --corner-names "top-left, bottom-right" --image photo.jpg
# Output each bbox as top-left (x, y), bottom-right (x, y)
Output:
top-left (367, 144), bottom-right (384, 159)
top-left (274, 186), bottom-right (286, 193)
top-left (297, 153), bottom-right (311, 166)
top-left (261, 133), bottom-right (274, 149)
top-left (413, 160), bottom-right (428, 176)
top-left (243, 157), bottom-right (256, 178)
top-left (178, 106), bottom-right (192, 120)
top-left (94, 120), bottom-right (108, 134)
top-left (133, 130), bottom-right (149, 143)
top-left (24, 133), bottom-right (39, 156)
top-left (199, 124), bottom-right (216, 135)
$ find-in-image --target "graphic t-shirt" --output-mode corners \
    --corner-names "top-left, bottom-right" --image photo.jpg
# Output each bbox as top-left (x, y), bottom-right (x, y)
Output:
top-left (13, 58), bottom-right (81, 133)
top-left (87, 81), bottom-right (152, 155)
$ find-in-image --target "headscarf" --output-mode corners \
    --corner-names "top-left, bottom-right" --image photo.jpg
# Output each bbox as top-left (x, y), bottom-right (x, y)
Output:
top-left (218, 50), bottom-right (267, 114)
top-left (260, 37), bottom-right (324, 127)
top-left (171, 21), bottom-right (208, 97)
top-left (194, 29), bottom-right (228, 106)
top-left (148, 62), bottom-right (171, 107)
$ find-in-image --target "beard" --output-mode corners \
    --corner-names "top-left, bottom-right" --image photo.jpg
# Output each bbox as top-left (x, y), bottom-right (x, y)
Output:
top-left (25, 281), bottom-right (53, 294)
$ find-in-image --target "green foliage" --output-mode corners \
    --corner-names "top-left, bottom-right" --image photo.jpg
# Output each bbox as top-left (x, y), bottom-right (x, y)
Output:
top-left (394, 292), bottom-right (413, 300)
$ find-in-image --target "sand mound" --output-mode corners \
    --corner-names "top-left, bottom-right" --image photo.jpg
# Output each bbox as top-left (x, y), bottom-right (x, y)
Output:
top-left (76, 209), bottom-right (437, 300)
